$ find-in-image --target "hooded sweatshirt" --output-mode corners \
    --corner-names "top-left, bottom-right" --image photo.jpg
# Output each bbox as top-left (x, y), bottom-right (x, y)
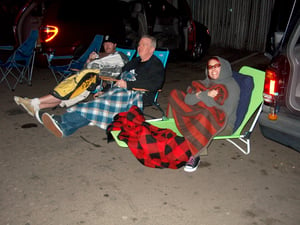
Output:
top-left (184, 56), bottom-right (240, 133)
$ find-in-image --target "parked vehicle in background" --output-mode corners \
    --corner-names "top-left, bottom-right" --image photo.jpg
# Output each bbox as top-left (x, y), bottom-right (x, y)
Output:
top-left (265, 0), bottom-right (300, 57)
top-left (259, 16), bottom-right (300, 152)
top-left (14, 0), bottom-right (211, 65)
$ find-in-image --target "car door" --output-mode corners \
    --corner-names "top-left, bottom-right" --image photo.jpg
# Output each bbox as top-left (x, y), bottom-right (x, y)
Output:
top-left (286, 18), bottom-right (300, 115)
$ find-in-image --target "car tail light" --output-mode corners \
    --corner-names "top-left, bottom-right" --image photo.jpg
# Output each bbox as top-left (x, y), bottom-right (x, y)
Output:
top-left (40, 25), bottom-right (59, 43)
top-left (263, 69), bottom-right (279, 104)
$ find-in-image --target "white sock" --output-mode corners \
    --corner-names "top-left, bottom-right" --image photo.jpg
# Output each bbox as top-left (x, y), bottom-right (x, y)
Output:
top-left (31, 98), bottom-right (40, 111)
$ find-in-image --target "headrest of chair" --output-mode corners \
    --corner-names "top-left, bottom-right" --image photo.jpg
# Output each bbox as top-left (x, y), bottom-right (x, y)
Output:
top-left (233, 71), bottom-right (254, 132)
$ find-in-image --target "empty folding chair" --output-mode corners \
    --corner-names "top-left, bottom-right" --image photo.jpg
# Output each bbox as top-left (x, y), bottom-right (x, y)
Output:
top-left (0, 30), bottom-right (38, 91)
top-left (48, 34), bottom-right (103, 83)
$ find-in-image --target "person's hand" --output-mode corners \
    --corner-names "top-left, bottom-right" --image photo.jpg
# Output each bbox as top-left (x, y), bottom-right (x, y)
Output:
top-left (87, 51), bottom-right (99, 63)
top-left (93, 91), bottom-right (104, 99)
top-left (195, 91), bottom-right (202, 98)
top-left (207, 89), bottom-right (218, 98)
top-left (115, 79), bottom-right (127, 89)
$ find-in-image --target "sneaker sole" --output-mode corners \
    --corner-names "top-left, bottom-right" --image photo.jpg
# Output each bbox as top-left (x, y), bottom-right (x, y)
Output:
top-left (35, 111), bottom-right (43, 124)
top-left (14, 96), bottom-right (34, 117)
top-left (184, 166), bottom-right (199, 173)
top-left (183, 157), bottom-right (200, 173)
top-left (42, 113), bottom-right (63, 138)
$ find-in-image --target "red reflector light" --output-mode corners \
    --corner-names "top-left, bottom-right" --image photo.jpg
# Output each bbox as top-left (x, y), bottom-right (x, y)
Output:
top-left (264, 69), bottom-right (278, 96)
top-left (269, 79), bottom-right (276, 95)
top-left (40, 25), bottom-right (58, 43)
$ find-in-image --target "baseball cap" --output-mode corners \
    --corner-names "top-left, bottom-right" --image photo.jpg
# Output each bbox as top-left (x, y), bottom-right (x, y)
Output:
top-left (103, 35), bottom-right (117, 44)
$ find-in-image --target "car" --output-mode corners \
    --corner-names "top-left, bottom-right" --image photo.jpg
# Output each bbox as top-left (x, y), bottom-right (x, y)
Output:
top-left (259, 14), bottom-right (300, 152)
top-left (265, 0), bottom-right (300, 57)
top-left (14, 0), bottom-right (211, 65)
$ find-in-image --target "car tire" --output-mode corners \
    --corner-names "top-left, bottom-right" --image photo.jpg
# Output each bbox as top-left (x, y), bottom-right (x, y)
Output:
top-left (191, 42), bottom-right (204, 60)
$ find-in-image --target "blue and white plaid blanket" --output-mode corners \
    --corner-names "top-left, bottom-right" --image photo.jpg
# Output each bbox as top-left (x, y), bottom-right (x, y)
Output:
top-left (67, 87), bottom-right (143, 129)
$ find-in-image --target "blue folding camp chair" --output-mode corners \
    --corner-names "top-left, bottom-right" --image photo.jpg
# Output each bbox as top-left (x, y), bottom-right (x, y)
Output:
top-left (151, 49), bottom-right (170, 117)
top-left (116, 47), bottom-right (136, 61)
top-left (0, 30), bottom-right (38, 91)
top-left (111, 66), bottom-right (265, 155)
top-left (47, 34), bottom-right (103, 83)
top-left (134, 48), bottom-right (170, 118)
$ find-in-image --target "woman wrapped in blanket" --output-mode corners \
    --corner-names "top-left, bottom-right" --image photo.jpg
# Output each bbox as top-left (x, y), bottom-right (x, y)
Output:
top-left (39, 35), bottom-right (164, 138)
top-left (171, 56), bottom-right (240, 172)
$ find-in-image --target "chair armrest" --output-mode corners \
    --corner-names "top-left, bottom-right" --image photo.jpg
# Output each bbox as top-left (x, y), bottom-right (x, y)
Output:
top-left (132, 88), bottom-right (162, 92)
top-left (132, 88), bottom-right (149, 92)
top-left (0, 45), bottom-right (14, 51)
top-left (99, 76), bottom-right (118, 82)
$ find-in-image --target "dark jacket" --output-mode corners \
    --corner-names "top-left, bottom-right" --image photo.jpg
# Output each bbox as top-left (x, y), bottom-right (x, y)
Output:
top-left (121, 55), bottom-right (165, 106)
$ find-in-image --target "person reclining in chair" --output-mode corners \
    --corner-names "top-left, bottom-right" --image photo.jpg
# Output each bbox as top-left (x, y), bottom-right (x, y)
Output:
top-left (39, 35), bottom-right (164, 138)
top-left (14, 35), bottom-right (129, 123)
top-left (168, 56), bottom-right (240, 172)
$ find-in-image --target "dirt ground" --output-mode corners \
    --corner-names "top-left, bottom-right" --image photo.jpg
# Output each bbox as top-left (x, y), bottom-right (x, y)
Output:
top-left (1, 49), bottom-right (300, 225)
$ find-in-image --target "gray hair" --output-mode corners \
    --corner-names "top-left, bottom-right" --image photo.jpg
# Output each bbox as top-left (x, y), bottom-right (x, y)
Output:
top-left (141, 35), bottom-right (157, 49)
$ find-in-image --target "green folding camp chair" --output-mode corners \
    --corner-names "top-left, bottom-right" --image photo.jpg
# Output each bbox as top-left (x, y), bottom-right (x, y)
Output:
top-left (110, 66), bottom-right (265, 155)
top-left (212, 66), bottom-right (265, 155)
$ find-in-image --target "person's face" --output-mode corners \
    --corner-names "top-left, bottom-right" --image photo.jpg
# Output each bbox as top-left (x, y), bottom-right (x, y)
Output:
top-left (207, 59), bottom-right (221, 80)
top-left (103, 42), bottom-right (117, 54)
top-left (137, 37), bottom-right (155, 61)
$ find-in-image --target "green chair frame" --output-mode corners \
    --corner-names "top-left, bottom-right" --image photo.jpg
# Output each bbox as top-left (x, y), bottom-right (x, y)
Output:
top-left (110, 66), bottom-right (265, 155)
top-left (212, 66), bottom-right (265, 155)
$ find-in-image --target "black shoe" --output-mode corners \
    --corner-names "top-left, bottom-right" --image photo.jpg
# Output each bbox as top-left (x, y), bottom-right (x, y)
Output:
top-left (184, 156), bottom-right (200, 172)
top-left (42, 113), bottom-right (64, 138)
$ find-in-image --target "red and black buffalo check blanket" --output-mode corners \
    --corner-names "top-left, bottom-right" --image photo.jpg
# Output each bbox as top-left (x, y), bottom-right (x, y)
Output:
top-left (168, 80), bottom-right (228, 155)
top-left (107, 106), bottom-right (192, 169)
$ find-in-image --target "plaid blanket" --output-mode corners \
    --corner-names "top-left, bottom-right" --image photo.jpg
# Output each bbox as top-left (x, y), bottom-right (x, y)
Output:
top-left (68, 87), bottom-right (143, 129)
top-left (168, 80), bottom-right (228, 155)
top-left (107, 106), bottom-right (192, 169)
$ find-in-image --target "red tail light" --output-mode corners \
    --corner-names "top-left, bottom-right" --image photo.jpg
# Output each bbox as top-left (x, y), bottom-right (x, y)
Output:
top-left (263, 69), bottom-right (279, 103)
top-left (40, 25), bottom-right (59, 43)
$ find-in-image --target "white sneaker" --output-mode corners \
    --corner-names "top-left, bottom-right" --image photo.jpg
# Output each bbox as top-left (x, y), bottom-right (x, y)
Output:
top-left (14, 96), bottom-right (35, 116)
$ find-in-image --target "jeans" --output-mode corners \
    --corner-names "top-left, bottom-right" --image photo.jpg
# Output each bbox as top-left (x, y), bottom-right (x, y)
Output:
top-left (55, 111), bottom-right (90, 137)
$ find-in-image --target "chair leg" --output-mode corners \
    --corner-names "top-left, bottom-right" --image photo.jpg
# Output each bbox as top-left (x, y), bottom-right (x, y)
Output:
top-left (153, 102), bottom-right (166, 118)
top-left (226, 137), bottom-right (250, 155)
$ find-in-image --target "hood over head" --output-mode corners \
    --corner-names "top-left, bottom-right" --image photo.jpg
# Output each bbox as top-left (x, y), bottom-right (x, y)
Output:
top-left (205, 56), bottom-right (232, 83)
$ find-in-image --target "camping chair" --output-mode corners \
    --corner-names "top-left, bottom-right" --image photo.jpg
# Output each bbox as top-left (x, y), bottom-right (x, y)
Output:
top-left (133, 49), bottom-right (170, 118)
top-left (0, 30), bottom-right (38, 91)
top-left (151, 49), bottom-right (170, 117)
top-left (110, 66), bottom-right (265, 155)
top-left (100, 48), bottom-right (170, 117)
top-left (212, 66), bottom-right (265, 154)
top-left (47, 34), bottom-right (103, 83)
top-left (116, 47), bottom-right (136, 61)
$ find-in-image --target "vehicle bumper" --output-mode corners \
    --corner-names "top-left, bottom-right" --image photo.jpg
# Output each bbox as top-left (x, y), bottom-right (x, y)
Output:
top-left (259, 105), bottom-right (300, 152)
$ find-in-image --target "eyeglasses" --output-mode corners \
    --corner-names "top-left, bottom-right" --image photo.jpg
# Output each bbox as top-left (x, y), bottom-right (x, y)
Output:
top-left (207, 63), bottom-right (221, 70)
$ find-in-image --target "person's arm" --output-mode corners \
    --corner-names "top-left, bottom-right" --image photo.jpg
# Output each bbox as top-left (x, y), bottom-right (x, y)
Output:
top-left (185, 89), bottom-right (218, 105)
top-left (126, 58), bottom-right (164, 92)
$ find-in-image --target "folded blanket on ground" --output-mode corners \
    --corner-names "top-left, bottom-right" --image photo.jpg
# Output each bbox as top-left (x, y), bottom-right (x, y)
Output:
top-left (107, 106), bottom-right (192, 169)
top-left (168, 81), bottom-right (228, 155)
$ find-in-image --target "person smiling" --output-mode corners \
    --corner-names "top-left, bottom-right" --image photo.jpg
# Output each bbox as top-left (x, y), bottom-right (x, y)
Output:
top-left (169, 56), bottom-right (240, 172)
top-left (185, 56), bottom-right (240, 135)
